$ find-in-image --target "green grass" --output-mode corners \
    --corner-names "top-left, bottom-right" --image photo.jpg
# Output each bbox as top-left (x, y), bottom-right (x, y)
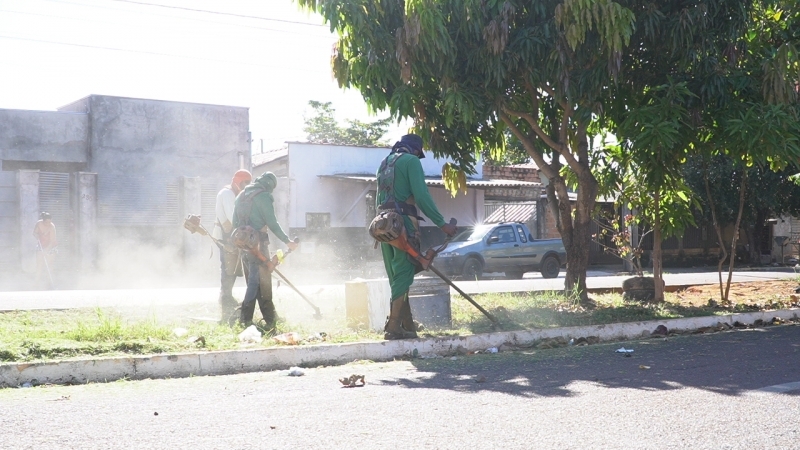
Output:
top-left (0, 307), bottom-right (386, 363)
top-left (0, 288), bottom-right (766, 363)
top-left (446, 290), bottom-right (731, 336)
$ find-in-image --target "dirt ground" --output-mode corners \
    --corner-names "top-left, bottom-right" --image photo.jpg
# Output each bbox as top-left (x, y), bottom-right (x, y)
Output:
top-left (667, 278), bottom-right (800, 308)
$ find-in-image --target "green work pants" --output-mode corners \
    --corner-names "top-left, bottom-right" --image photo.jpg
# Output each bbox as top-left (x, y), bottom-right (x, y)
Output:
top-left (380, 242), bottom-right (416, 300)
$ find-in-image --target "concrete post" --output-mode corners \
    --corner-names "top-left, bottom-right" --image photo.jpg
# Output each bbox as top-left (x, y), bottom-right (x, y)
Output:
top-left (344, 278), bottom-right (391, 331)
top-left (180, 176), bottom-right (202, 263)
top-left (77, 172), bottom-right (97, 270)
top-left (17, 170), bottom-right (39, 274)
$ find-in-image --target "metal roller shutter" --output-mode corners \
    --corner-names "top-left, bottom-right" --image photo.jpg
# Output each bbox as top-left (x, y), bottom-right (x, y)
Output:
top-left (39, 172), bottom-right (74, 271)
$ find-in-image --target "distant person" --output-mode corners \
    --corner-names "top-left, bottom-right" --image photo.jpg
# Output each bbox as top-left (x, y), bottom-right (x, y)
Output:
top-left (212, 169), bottom-right (252, 324)
top-left (33, 212), bottom-right (57, 289)
top-left (374, 134), bottom-right (456, 339)
top-left (232, 172), bottom-right (298, 330)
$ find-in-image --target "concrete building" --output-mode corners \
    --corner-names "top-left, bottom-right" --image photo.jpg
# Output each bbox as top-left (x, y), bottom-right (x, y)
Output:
top-left (252, 142), bottom-right (537, 271)
top-left (0, 95), bottom-right (250, 289)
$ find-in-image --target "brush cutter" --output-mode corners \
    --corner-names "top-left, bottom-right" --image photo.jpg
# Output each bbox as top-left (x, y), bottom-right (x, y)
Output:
top-left (267, 243), bottom-right (323, 320)
top-left (184, 214), bottom-right (323, 319)
top-left (183, 214), bottom-right (224, 249)
top-left (382, 218), bottom-right (500, 328)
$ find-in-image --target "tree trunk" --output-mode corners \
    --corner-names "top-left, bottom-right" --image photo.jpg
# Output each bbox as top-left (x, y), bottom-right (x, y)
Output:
top-left (725, 172), bottom-right (748, 302)
top-left (557, 171), bottom-right (598, 303)
top-left (703, 162), bottom-right (728, 301)
top-left (652, 191), bottom-right (664, 303)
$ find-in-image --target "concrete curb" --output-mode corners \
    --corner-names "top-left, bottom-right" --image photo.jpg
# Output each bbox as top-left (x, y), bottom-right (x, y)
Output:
top-left (2, 308), bottom-right (798, 388)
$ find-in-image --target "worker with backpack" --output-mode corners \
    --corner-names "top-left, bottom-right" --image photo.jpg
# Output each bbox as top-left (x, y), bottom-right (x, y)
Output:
top-left (369, 134), bottom-right (457, 339)
top-left (232, 172), bottom-right (298, 330)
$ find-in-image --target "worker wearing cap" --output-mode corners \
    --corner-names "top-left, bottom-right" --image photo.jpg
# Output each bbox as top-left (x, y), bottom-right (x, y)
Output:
top-left (213, 169), bottom-right (252, 324)
top-left (376, 134), bottom-right (457, 339)
top-left (232, 172), bottom-right (298, 330)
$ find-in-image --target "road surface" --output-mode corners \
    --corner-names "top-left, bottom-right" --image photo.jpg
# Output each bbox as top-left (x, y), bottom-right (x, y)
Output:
top-left (2, 324), bottom-right (798, 449)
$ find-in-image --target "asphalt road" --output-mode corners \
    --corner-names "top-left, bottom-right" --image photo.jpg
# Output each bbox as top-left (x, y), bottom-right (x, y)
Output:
top-left (1, 324), bottom-right (798, 449)
top-left (0, 269), bottom-right (795, 329)
top-left (0, 269), bottom-right (796, 312)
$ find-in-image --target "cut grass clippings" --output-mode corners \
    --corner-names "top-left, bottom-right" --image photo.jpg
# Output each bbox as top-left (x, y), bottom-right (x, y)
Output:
top-left (0, 307), bottom-right (383, 363)
top-left (448, 291), bottom-right (730, 336)
top-left (2, 280), bottom-right (797, 363)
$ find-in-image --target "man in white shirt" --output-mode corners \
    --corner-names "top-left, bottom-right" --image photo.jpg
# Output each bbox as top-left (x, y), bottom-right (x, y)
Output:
top-left (213, 169), bottom-right (252, 324)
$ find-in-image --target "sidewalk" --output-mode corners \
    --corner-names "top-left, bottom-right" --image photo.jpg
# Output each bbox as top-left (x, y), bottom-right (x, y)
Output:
top-left (1, 268), bottom-right (797, 388)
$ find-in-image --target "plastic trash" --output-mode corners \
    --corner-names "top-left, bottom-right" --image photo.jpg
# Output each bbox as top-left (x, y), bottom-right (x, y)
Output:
top-left (273, 332), bottom-right (301, 345)
top-left (288, 367), bottom-right (305, 377)
top-left (486, 347), bottom-right (498, 353)
top-left (615, 347), bottom-right (634, 353)
top-left (238, 325), bottom-right (263, 344)
top-left (21, 382), bottom-right (32, 388)
top-left (173, 328), bottom-right (188, 338)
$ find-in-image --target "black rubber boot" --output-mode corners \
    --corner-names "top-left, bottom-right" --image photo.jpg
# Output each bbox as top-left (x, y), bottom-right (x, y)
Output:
top-left (239, 300), bottom-right (256, 327)
top-left (399, 294), bottom-right (417, 332)
top-left (257, 297), bottom-right (277, 335)
top-left (384, 294), bottom-right (417, 340)
top-left (219, 294), bottom-right (239, 325)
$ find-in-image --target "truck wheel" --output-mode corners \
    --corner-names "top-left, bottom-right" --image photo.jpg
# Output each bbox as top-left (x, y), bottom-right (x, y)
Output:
top-left (505, 270), bottom-right (524, 280)
top-left (462, 258), bottom-right (483, 280)
top-left (540, 255), bottom-right (560, 279)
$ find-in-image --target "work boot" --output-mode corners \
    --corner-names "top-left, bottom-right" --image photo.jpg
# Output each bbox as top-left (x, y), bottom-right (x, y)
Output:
top-left (255, 318), bottom-right (277, 336)
top-left (399, 294), bottom-right (417, 332)
top-left (239, 301), bottom-right (256, 327)
top-left (384, 294), bottom-right (417, 340)
top-left (219, 294), bottom-right (239, 325)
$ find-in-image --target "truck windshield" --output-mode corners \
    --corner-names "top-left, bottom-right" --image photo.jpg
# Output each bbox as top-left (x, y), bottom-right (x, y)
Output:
top-left (451, 224), bottom-right (494, 242)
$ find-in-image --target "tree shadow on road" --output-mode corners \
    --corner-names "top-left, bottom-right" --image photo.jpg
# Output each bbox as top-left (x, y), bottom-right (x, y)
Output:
top-left (371, 325), bottom-right (800, 398)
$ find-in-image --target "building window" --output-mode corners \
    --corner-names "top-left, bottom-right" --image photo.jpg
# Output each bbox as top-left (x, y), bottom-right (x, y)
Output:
top-left (306, 213), bottom-right (330, 231)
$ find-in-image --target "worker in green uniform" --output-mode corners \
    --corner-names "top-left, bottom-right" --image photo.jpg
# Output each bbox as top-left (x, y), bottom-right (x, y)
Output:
top-left (232, 172), bottom-right (298, 329)
top-left (376, 134), bottom-right (457, 339)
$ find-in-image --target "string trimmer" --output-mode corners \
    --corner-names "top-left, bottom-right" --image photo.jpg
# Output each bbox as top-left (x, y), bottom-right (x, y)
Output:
top-left (183, 214), bottom-right (224, 249)
top-left (184, 214), bottom-right (322, 320)
top-left (377, 217), bottom-right (500, 328)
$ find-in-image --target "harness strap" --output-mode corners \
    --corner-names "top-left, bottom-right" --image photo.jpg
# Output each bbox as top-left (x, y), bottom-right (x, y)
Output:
top-left (377, 153), bottom-right (425, 222)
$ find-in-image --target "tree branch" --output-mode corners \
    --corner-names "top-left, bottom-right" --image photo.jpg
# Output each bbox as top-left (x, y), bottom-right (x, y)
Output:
top-left (500, 111), bottom-right (559, 180)
top-left (502, 106), bottom-right (565, 154)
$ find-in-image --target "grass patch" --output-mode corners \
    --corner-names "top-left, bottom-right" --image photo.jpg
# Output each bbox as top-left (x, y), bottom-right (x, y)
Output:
top-left (1, 282), bottom-right (788, 363)
top-left (0, 307), bottom-right (384, 363)
top-left (447, 290), bottom-right (732, 335)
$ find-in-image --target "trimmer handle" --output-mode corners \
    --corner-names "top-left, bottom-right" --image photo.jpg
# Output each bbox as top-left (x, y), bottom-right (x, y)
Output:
top-left (432, 218), bottom-right (458, 255)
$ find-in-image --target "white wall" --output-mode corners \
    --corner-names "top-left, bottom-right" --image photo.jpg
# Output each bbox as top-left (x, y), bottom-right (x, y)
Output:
top-left (286, 143), bottom-right (484, 228)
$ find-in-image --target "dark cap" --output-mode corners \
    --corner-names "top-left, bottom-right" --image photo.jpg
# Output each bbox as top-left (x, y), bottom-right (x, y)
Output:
top-left (400, 134), bottom-right (425, 158)
top-left (40, 212), bottom-right (51, 220)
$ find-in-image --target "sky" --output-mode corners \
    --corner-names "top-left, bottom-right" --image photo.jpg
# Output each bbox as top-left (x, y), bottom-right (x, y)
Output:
top-left (0, 0), bottom-right (405, 151)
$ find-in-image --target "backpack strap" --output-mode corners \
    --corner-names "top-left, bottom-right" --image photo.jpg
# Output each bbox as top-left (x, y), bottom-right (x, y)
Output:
top-left (235, 187), bottom-right (266, 227)
top-left (377, 153), bottom-right (425, 221)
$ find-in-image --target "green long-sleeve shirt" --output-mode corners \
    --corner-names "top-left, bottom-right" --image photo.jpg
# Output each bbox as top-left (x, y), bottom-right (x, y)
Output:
top-left (232, 187), bottom-right (291, 244)
top-left (376, 153), bottom-right (446, 227)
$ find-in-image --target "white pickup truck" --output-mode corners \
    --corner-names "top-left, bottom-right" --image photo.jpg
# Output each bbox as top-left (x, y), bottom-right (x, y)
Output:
top-left (434, 222), bottom-right (566, 279)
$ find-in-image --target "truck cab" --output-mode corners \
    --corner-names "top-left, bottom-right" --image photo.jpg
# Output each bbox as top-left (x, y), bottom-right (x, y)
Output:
top-left (435, 222), bottom-right (566, 280)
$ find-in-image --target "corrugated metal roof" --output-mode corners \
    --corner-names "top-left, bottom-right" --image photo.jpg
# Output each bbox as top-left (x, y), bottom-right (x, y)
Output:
top-left (485, 203), bottom-right (536, 223)
top-left (319, 174), bottom-right (540, 189)
top-left (252, 147), bottom-right (288, 167)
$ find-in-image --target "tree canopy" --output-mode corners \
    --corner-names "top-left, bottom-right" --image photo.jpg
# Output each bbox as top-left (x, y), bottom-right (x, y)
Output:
top-left (296, 0), bottom-right (800, 302)
top-left (303, 100), bottom-right (391, 146)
